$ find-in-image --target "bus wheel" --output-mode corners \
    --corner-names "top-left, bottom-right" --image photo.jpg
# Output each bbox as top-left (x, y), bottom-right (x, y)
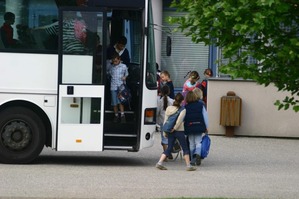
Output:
top-left (0, 107), bottom-right (46, 164)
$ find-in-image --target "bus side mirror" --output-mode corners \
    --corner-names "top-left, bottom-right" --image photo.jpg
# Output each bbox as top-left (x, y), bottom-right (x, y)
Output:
top-left (166, 36), bottom-right (171, 56)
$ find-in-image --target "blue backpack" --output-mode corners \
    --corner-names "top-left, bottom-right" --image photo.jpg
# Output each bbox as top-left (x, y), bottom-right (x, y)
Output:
top-left (162, 107), bottom-right (184, 133)
top-left (201, 134), bottom-right (211, 159)
top-left (118, 84), bottom-right (131, 107)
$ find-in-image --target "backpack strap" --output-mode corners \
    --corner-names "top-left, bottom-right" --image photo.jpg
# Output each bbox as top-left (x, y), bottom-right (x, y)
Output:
top-left (177, 106), bottom-right (184, 114)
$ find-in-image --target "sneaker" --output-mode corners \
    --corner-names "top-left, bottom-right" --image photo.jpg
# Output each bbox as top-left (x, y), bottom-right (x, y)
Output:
top-left (195, 154), bottom-right (202, 166)
top-left (113, 116), bottom-right (119, 123)
top-left (190, 162), bottom-right (196, 167)
top-left (155, 163), bottom-right (167, 170)
top-left (120, 116), bottom-right (126, 123)
top-left (186, 166), bottom-right (197, 171)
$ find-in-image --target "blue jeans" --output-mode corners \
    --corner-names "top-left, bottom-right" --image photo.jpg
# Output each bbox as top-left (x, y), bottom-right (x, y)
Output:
top-left (163, 131), bottom-right (189, 157)
top-left (159, 124), bottom-right (168, 145)
top-left (188, 133), bottom-right (203, 163)
top-left (111, 90), bottom-right (120, 106)
top-left (160, 131), bottom-right (168, 145)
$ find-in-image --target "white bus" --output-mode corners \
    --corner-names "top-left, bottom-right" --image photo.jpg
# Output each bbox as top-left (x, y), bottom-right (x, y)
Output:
top-left (0, 0), bottom-right (157, 163)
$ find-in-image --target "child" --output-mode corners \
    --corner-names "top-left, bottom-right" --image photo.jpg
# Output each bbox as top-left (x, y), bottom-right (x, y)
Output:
top-left (184, 90), bottom-right (209, 166)
top-left (0, 12), bottom-right (18, 48)
top-left (107, 53), bottom-right (129, 123)
top-left (156, 85), bottom-right (174, 158)
top-left (200, 68), bottom-right (213, 107)
top-left (107, 36), bottom-right (130, 65)
top-left (159, 71), bottom-right (174, 99)
top-left (193, 87), bottom-right (206, 110)
top-left (182, 70), bottom-right (201, 99)
top-left (155, 93), bottom-right (196, 171)
top-left (193, 87), bottom-right (203, 101)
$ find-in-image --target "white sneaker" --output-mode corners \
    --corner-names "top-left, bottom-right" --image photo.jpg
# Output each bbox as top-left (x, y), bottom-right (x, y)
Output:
top-left (186, 166), bottom-right (197, 171)
top-left (155, 163), bottom-right (167, 170)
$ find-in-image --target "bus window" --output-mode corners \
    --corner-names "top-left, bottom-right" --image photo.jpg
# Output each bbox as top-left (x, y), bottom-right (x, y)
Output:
top-left (62, 11), bottom-right (89, 54)
top-left (146, 0), bottom-right (157, 89)
top-left (61, 10), bottom-right (104, 84)
top-left (0, 0), bottom-right (59, 51)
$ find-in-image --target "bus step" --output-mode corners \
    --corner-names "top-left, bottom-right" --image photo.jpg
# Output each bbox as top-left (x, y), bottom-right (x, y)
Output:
top-left (105, 110), bottom-right (135, 114)
top-left (104, 146), bottom-right (133, 150)
top-left (104, 133), bottom-right (137, 137)
top-left (104, 136), bottom-right (137, 148)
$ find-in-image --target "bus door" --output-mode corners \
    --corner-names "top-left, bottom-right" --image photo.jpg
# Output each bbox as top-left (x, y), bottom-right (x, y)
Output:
top-left (57, 9), bottom-right (105, 151)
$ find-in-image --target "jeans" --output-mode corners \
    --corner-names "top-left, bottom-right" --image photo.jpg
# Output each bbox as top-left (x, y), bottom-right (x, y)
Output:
top-left (160, 131), bottom-right (168, 145)
top-left (188, 133), bottom-right (203, 163)
top-left (163, 131), bottom-right (189, 156)
top-left (111, 90), bottom-right (120, 106)
top-left (159, 124), bottom-right (168, 145)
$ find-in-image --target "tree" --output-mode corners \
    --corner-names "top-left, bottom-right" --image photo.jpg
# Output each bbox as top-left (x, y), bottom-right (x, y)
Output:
top-left (169, 0), bottom-right (299, 112)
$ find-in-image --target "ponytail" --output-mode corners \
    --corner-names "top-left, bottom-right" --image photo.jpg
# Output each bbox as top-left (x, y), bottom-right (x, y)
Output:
top-left (163, 95), bottom-right (168, 110)
top-left (161, 85), bottom-right (170, 110)
top-left (173, 93), bottom-right (184, 108)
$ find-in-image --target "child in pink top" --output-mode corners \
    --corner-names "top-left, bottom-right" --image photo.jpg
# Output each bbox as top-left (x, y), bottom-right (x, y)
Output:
top-left (182, 71), bottom-right (201, 101)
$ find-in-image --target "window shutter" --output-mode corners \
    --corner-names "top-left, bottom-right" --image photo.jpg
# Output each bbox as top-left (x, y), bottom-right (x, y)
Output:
top-left (161, 11), bottom-right (210, 88)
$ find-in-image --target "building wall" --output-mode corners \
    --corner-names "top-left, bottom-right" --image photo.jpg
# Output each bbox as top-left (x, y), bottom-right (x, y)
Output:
top-left (208, 79), bottom-right (299, 138)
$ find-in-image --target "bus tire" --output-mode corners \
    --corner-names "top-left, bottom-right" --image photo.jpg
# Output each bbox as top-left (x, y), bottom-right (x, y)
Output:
top-left (0, 107), bottom-right (46, 164)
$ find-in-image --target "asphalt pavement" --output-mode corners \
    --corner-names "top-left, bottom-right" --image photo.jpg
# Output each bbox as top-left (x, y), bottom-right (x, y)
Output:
top-left (149, 132), bottom-right (299, 199)
top-left (0, 133), bottom-right (298, 199)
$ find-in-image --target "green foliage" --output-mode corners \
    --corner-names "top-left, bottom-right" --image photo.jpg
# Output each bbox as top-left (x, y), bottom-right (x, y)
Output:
top-left (169, 0), bottom-right (299, 112)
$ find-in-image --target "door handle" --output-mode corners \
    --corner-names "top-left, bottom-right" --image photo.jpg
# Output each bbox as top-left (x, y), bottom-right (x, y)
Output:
top-left (67, 86), bottom-right (74, 95)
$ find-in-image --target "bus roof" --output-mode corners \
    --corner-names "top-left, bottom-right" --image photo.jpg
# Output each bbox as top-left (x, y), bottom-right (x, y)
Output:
top-left (55, 0), bottom-right (145, 8)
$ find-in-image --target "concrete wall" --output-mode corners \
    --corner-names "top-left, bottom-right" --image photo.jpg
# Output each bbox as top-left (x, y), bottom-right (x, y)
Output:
top-left (207, 78), bottom-right (299, 138)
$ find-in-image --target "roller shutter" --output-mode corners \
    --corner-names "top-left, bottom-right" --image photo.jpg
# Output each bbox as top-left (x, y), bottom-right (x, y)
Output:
top-left (161, 11), bottom-right (210, 88)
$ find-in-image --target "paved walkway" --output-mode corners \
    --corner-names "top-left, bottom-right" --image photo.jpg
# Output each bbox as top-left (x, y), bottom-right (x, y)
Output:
top-left (1, 133), bottom-right (298, 199)
top-left (152, 133), bottom-right (299, 199)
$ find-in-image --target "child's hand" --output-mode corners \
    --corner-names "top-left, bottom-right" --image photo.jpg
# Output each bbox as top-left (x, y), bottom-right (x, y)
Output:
top-left (163, 132), bottom-right (168, 138)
